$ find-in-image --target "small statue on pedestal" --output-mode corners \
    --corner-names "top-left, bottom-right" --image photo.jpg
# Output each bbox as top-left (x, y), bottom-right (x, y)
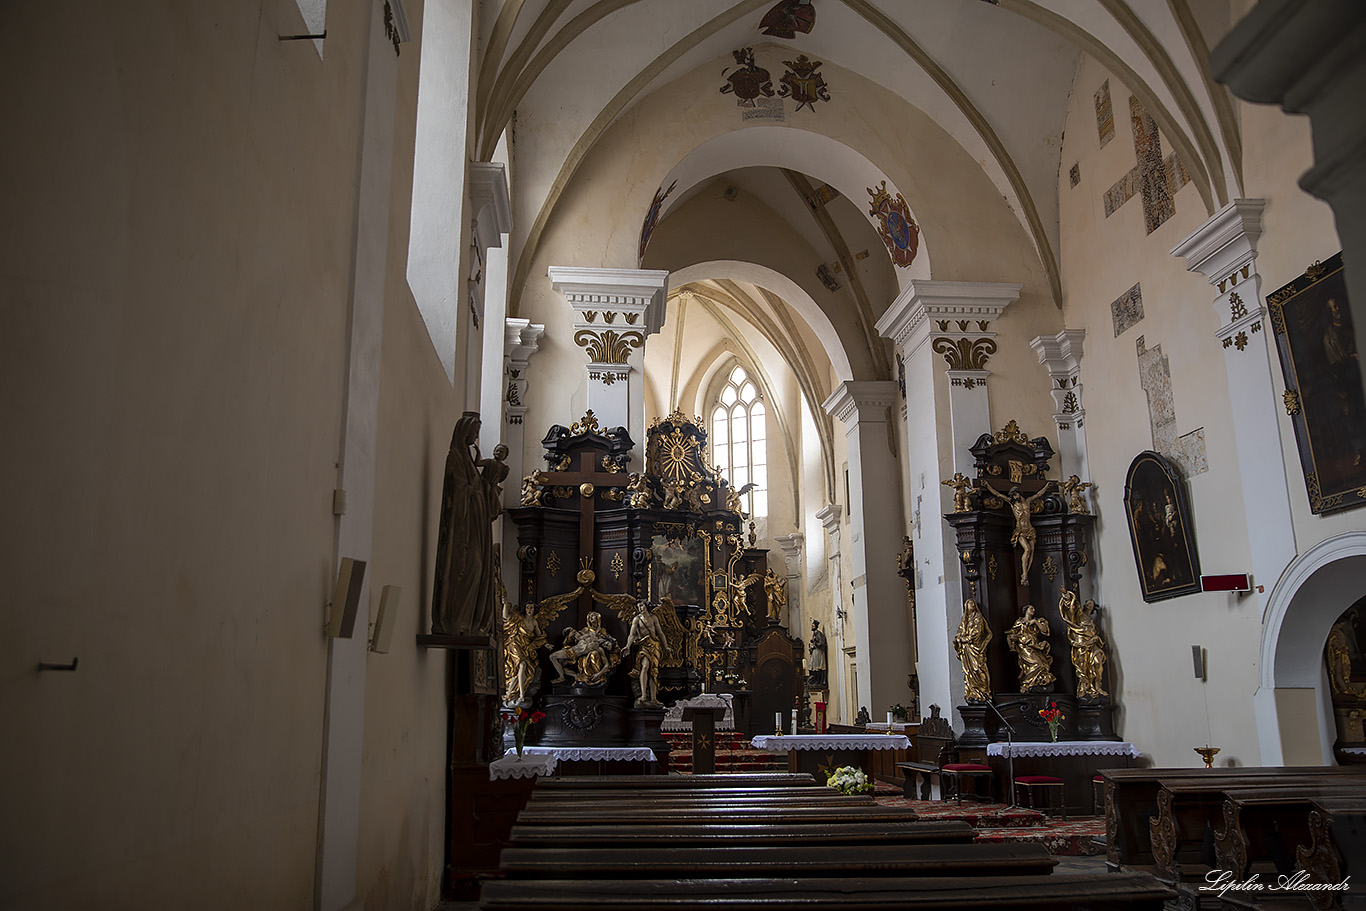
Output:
top-left (807, 620), bottom-right (827, 687)
top-left (763, 568), bottom-right (787, 623)
top-left (953, 598), bottom-right (993, 703)
top-left (625, 601), bottom-right (671, 707)
top-left (1060, 474), bottom-right (1093, 515)
top-left (1005, 604), bottom-right (1056, 692)
top-left (941, 473), bottom-right (975, 512)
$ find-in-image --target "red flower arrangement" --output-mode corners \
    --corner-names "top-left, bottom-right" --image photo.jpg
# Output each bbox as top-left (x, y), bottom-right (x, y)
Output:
top-left (503, 706), bottom-right (546, 757)
top-left (1038, 701), bottom-right (1065, 741)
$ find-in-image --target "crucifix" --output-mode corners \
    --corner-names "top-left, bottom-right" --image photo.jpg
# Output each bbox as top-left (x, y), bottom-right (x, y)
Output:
top-left (536, 449), bottom-right (632, 617)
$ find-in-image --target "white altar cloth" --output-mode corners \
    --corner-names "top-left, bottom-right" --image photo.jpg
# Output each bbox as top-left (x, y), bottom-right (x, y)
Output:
top-left (519, 745), bottom-right (659, 762)
top-left (661, 693), bottom-right (735, 732)
top-left (489, 752), bottom-right (557, 780)
top-left (752, 734), bottom-right (911, 752)
top-left (986, 740), bottom-right (1140, 759)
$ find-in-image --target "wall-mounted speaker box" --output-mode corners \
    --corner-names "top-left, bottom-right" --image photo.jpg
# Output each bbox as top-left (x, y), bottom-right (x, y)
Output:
top-left (371, 585), bottom-right (400, 653)
top-left (1192, 645), bottom-right (1206, 681)
top-left (327, 557), bottom-right (367, 638)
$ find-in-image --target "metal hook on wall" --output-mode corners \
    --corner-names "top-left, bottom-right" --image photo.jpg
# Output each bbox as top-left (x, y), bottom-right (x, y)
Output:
top-left (38, 658), bottom-right (78, 672)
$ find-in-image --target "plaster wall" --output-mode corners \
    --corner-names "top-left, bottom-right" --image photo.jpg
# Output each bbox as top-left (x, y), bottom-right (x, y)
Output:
top-left (2, 2), bottom-right (450, 907)
top-left (1053, 53), bottom-right (1342, 767)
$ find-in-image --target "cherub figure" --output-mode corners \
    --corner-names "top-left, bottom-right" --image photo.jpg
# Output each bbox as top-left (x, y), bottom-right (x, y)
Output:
top-left (626, 472), bottom-right (653, 508)
top-left (520, 470), bottom-right (548, 507)
top-left (941, 473), bottom-right (974, 513)
top-left (1061, 475), bottom-right (1093, 515)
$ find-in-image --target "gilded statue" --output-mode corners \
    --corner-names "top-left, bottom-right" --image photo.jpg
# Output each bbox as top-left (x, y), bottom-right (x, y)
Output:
top-left (983, 481), bottom-right (1054, 584)
top-left (502, 601), bottom-right (546, 705)
top-left (430, 413), bottom-right (500, 636)
top-left (1060, 591), bottom-right (1109, 701)
top-left (953, 598), bottom-right (993, 704)
top-left (520, 470), bottom-right (548, 507)
top-left (662, 480), bottom-right (687, 511)
top-left (548, 611), bottom-right (617, 685)
top-left (808, 619), bottom-right (827, 687)
top-left (626, 472), bottom-right (653, 508)
top-left (763, 568), bottom-right (787, 622)
top-left (1060, 474), bottom-right (1093, 515)
top-left (941, 473), bottom-right (974, 512)
top-left (1005, 604), bottom-right (1056, 692)
top-left (1327, 611), bottom-right (1366, 697)
top-left (625, 601), bottom-right (672, 707)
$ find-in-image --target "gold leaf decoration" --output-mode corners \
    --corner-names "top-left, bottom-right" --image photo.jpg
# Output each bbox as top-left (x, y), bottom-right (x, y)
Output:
top-left (1283, 389), bottom-right (1300, 416)
top-left (573, 328), bottom-right (645, 365)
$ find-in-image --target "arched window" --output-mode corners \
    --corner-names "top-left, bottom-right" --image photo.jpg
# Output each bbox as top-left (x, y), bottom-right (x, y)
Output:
top-left (711, 365), bottom-right (767, 517)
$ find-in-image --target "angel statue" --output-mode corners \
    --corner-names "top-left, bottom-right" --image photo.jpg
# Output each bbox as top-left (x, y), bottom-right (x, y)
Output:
top-left (625, 472), bottom-right (653, 508)
top-left (1060, 591), bottom-right (1109, 701)
top-left (1005, 604), bottom-right (1056, 692)
top-left (1060, 475), bottom-right (1093, 515)
top-left (983, 481), bottom-right (1054, 584)
top-left (625, 600), bottom-right (672, 707)
top-left (953, 598), bottom-right (993, 704)
top-left (763, 568), bottom-right (788, 623)
top-left (502, 601), bottom-right (546, 705)
top-left (941, 473), bottom-right (974, 513)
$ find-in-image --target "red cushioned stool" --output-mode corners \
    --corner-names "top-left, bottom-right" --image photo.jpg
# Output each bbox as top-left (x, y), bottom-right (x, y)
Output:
top-left (941, 763), bottom-right (994, 803)
top-left (1014, 775), bottom-right (1065, 817)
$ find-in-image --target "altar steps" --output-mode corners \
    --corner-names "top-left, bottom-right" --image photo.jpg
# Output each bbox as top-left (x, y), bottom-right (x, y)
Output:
top-left (662, 731), bottom-right (788, 774)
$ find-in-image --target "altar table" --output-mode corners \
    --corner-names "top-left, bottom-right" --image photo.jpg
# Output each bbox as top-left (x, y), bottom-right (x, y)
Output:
top-left (752, 733), bottom-right (911, 779)
top-left (489, 752), bottom-right (558, 780)
top-left (985, 741), bottom-right (1141, 811)
top-left (520, 745), bottom-right (660, 776)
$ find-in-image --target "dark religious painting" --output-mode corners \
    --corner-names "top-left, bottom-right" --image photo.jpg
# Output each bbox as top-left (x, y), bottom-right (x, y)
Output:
top-left (637, 180), bottom-right (675, 262)
top-left (758, 0), bottom-right (815, 38)
top-left (867, 180), bottom-right (920, 268)
top-left (1267, 252), bottom-right (1366, 514)
top-left (1123, 451), bottom-right (1201, 602)
top-left (652, 534), bottom-right (706, 608)
top-left (719, 47), bottom-right (775, 108)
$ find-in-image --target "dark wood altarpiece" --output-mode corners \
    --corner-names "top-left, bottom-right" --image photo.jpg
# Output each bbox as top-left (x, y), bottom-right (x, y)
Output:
top-left (506, 410), bottom-right (804, 755)
top-left (944, 421), bottom-right (1116, 747)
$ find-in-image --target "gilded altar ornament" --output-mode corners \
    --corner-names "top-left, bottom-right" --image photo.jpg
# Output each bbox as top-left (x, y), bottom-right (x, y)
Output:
top-left (625, 472), bottom-right (653, 508)
top-left (763, 568), bottom-right (787, 622)
top-left (625, 600), bottom-right (672, 707)
top-left (548, 610), bottom-right (617, 686)
top-left (983, 480), bottom-right (1054, 584)
top-left (1060, 591), bottom-right (1109, 701)
top-left (953, 599), bottom-right (993, 704)
top-left (520, 470), bottom-right (549, 506)
top-left (662, 479), bottom-right (688, 511)
top-left (1327, 611), bottom-right (1366, 697)
top-left (941, 472), bottom-right (974, 512)
top-left (502, 601), bottom-right (547, 705)
top-left (1060, 474), bottom-right (1093, 514)
top-left (1005, 605), bottom-right (1057, 692)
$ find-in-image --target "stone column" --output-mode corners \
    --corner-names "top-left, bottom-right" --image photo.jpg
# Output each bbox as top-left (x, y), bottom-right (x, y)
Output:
top-left (822, 381), bottom-right (909, 716)
top-left (1213, 3), bottom-right (1366, 401)
top-left (1171, 199), bottom-right (1297, 602)
top-left (774, 532), bottom-right (804, 632)
top-left (466, 163), bottom-right (512, 412)
top-left (816, 504), bottom-right (843, 711)
top-left (875, 281), bottom-right (1020, 722)
top-left (1030, 329), bottom-right (1090, 486)
top-left (501, 318), bottom-right (545, 509)
top-left (548, 267), bottom-right (668, 454)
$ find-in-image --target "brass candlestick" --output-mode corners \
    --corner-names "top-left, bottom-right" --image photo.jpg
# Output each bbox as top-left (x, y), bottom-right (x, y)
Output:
top-left (1194, 745), bottom-right (1220, 768)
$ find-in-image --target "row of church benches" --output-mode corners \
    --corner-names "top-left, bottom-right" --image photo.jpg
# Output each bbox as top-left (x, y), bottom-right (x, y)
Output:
top-left (1101, 765), bottom-right (1366, 910)
top-left (479, 772), bottom-right (1174, 910)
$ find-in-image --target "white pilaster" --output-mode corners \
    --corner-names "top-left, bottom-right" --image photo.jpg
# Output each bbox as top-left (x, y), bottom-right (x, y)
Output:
top-left (875, 280), bottom-right (1020, 721)
top-left (502, 319), bottom-right (545, 509)
top-left (466, 163), bottom-right (512, 413)
top-left (1171, 198), bottom-right (1297, 603)
top-left (774, 532), bottom-right (805, 632)
top-left (1030, 329), bottom-right (1090, 484)
top-left (816, 504), bottom-right (844, 711)
top-left (548, 267), bottom-right (669, 452)
top-left (822, 381), bottom-right (908, 716)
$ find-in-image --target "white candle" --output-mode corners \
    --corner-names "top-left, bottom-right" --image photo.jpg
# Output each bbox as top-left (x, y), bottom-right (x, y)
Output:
top-left (775, 711), bottom-right (783, 732)
top-left (791, 709), bottom-right (798, 732)
top-left (887, 712), bottom-right (894, 725)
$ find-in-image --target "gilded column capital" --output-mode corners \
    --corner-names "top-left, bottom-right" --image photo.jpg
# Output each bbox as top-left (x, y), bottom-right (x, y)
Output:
top-left (875, 280), bottom-right (1021, 358)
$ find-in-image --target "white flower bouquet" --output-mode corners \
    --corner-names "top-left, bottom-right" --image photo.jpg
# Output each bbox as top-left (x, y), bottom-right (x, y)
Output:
top-left (824, 765), bottom-right (874, 795)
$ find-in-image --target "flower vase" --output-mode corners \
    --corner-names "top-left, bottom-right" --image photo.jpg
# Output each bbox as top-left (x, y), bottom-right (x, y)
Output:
top-left (514, 725), bottom-right (526, 758)
top-left (1048, 722), bottom-right (1059, 743)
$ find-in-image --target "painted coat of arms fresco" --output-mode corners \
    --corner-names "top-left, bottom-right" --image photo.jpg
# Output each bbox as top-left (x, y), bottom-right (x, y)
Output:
top-left (638, 180), bottom-right (676, 262)
top-left (778, 55), bottom-right (830, 112)
top-left (758, 0), bottom-right (815, 38)
top-left (720, 48), bottom-right (775, 107)
top-left (867, 180), bottom-right (920, 268)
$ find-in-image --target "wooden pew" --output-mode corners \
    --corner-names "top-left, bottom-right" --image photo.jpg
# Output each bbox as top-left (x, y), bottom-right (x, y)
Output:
top-left (532, 772), bottom-right (816, 789)
top-left (508, 818), bottom-right (978, 848)
top-left (515, 804), bottom-right (914, 825)
top-left (1101, 766), bottom-right (1366, 868)
top-left (480, 872), bottom-right (1175, 910)
top-left (499, 842), bottom-right (1060, 879)
top-left (527, 789), bottom-right (873, 806)
top-left (1296, 796), bottom-right (1366, 911)
top-left (1212, 785), bottom-right (1366, 879)
top-left (1148, 773), bottom-right (1366, 880)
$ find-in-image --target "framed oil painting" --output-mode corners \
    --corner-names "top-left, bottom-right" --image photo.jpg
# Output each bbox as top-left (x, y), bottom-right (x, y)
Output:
top-left (651, 534), bottom-right (706, 607)
top-left (1123, 451), bottom-right (1201, 602)
top-left (1266, 252), bottom-right (1366, 514)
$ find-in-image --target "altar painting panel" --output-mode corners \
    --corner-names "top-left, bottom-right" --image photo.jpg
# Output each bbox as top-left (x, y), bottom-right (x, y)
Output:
top-left (652, 534), bottom-right (706, 607)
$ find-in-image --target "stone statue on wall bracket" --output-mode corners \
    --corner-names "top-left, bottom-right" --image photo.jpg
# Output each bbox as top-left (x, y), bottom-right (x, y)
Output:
top-left (807, 620), bottom-right (827, 688)
top-left (430, 412), bottom-right (501, 637)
